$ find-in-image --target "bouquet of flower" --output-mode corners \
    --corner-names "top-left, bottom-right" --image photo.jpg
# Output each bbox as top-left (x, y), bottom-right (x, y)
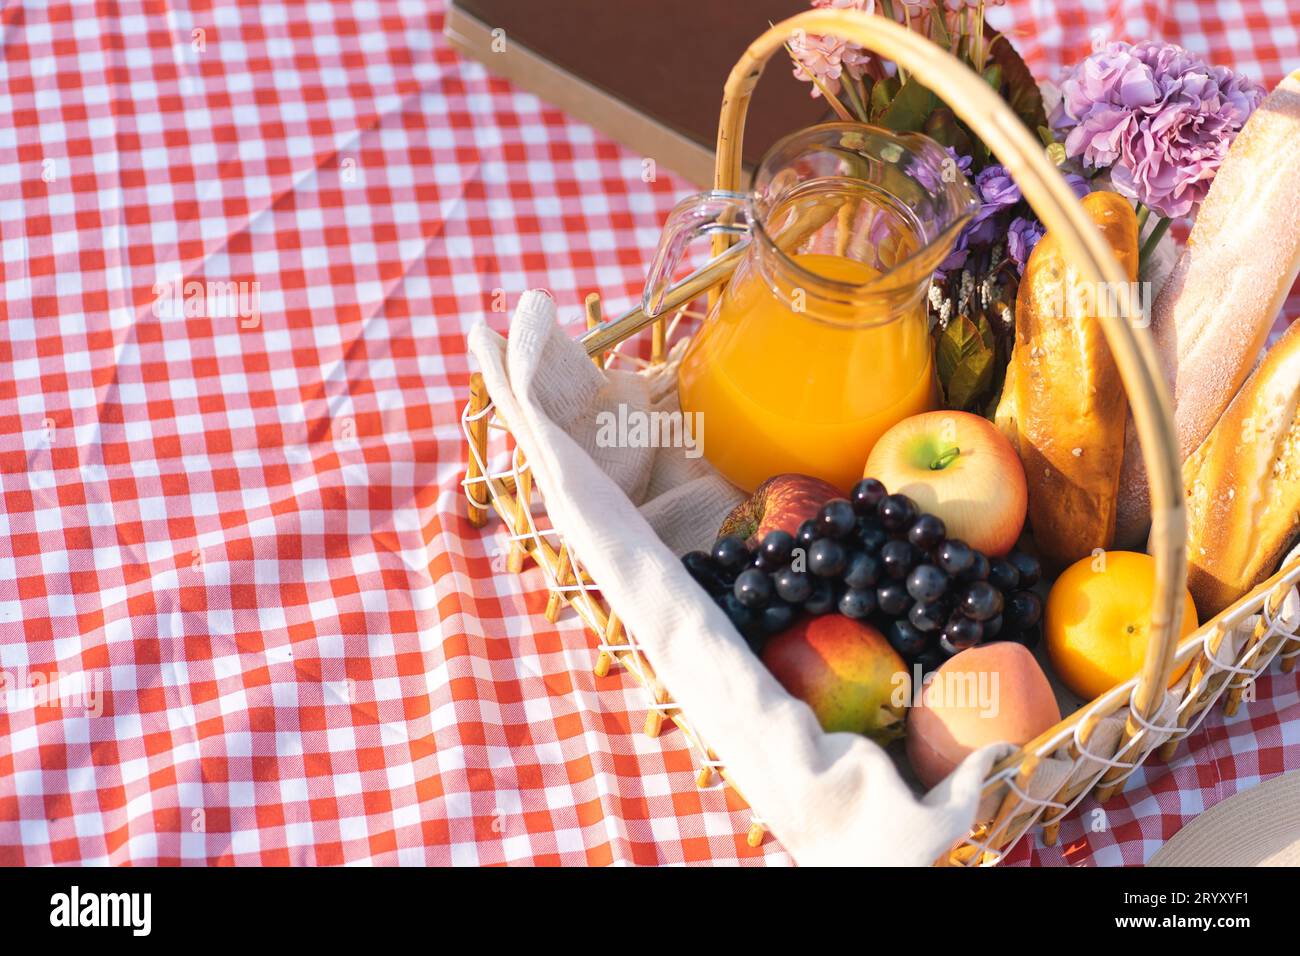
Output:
top-left (788, 0), bottom-right (1265, 413)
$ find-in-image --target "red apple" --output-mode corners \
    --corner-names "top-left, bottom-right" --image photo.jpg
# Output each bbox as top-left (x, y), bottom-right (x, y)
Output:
top-left (717, 473), bottom-right (844, 546)
top-left (864, 410), bottom-right (1027, 556)
top-left (761, 615), bottom-right (910, 742)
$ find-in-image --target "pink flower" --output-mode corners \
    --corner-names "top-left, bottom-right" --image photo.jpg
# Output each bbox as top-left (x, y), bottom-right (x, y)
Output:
top-left (934, 0), bottom-right (1005, 10)
top-left (811, 0), bottom-right (875, 11)
top-left (792, 34), bottom-right (871, 97)
top-left (791, 34), bottom-right (841, 96)
top-left (892, 0), bottom-right (936, 30)
top-left (890, 0), bottom-right (1004, 25)
top-left (793, 0), bottom-right (878, 97)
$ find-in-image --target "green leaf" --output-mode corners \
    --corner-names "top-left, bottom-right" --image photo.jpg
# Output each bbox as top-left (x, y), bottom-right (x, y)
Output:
top-left (1037, 125), bottom-right (1057, 148)
top-left (929, 7), bottom-right (950, 49)
top-left (975, 310), bottom-right (997, 351)
top-left (985, 28), bottom-right (1048, 136)
top-left (982, 64), bottom-right (1003, 92)
top-left (936, 312), bottom-right (996, 411)
top-left (923, 107), bottom-right (975, 160)
top-left (880, 78), bottom-right (939, 133)
top-left (982, 385), bottom-right (1003, 420)
top-left (841, 75), bottom-right (870, 123)
top-left (869, 74), bottom-right (899, 122)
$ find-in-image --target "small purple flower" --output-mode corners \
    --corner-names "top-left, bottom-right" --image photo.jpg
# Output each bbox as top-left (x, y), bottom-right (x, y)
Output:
top-left (935, 149), bottom-right (976, 274)
top-left (968, 164), bottom-right (1021, 244)
top-left (944, 146), bottom-right (973, 179)
top-left (1007, 217), bottom-right (1046, 273)
top-left (1051, 41), bottom-right (1264, 219)
top-left (1063, 172), bottom-right (1092, 199)
top-left (976, 165), bottom-right (1021, 207)
top-left (937, 235), bottom-right (969, 275)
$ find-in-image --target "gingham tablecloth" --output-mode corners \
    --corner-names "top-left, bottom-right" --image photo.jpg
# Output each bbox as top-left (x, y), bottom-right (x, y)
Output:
top-left (0, 0), bottom-right (1296, 867)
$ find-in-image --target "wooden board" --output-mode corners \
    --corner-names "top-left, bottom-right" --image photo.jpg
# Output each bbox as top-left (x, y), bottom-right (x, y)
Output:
top-left (445, 0), bottom-right (825, 187)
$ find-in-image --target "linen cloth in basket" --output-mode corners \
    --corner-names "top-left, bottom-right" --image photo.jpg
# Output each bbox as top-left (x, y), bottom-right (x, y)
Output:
top-left (467, 290), bottom-right (1025, 865)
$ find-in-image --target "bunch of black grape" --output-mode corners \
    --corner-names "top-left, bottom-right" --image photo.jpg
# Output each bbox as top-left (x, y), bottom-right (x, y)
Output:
top-left (681, 478), bottom-right (1044, 671)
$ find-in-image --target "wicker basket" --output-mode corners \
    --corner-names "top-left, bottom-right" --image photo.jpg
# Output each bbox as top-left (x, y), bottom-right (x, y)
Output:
top-left (460, 9), bottom-right (1300, 864)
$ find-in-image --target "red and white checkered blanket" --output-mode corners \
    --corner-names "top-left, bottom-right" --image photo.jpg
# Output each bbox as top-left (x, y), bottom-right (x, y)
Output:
top-left (0, 0), bottom-right (1296, 865)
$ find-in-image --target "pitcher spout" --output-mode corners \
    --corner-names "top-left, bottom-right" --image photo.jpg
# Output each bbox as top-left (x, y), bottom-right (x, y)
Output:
top-left (751, 122), bottom-right (979, 302)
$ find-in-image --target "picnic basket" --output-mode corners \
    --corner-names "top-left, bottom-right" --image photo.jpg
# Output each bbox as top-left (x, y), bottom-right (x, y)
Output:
top-left (459, 8), bottom-right (1300, 864)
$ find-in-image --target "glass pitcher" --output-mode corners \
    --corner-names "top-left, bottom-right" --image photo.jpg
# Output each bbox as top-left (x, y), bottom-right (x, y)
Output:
top-left (644, 123), bottom-right (977, 493)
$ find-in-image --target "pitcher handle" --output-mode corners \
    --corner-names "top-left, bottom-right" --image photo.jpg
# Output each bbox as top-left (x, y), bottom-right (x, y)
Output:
top-left (641, 190), bottom-right (750, 319)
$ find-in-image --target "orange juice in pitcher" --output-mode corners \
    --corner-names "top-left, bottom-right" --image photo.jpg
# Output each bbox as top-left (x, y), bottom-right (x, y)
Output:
top-left (644, 124), bottom-right (977, 492)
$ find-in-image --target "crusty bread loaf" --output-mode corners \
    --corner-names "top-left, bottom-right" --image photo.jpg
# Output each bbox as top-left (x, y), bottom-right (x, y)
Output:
top-left (1115, 69), bottom-right (1300, 546)
top-left (1183, 318), bottom-right (1300, 618)
top-left (995, 191), bottom-right (1139, 569)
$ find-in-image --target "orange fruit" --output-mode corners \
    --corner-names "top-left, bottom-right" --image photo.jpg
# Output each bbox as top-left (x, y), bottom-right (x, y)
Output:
top-left (1045, 551), bottom-right (1197, 700)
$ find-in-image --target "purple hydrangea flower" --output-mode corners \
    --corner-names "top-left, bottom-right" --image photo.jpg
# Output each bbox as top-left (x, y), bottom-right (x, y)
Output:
top-left (1051, 41), bottom-right (1264, 219)
top-left (1007, 216), bottom-right (1046, 273)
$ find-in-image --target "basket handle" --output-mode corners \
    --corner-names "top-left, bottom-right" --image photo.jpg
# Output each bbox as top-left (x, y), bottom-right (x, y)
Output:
top-left (715, 10), bottom-right (1187, 735)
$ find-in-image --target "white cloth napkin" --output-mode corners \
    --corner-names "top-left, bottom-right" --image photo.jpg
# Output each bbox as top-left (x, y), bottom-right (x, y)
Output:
top-left (468, 290), bottom-right (1010, 866)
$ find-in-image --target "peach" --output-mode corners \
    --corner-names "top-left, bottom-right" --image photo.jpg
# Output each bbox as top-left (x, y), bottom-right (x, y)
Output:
top-left (906, 642), bottom-right (1060, 789)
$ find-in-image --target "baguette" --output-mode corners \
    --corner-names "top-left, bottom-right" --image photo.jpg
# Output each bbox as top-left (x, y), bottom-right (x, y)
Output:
top-left (1116, 69), bottom-right (1300, 545)
top-left (995, 191), bottom-right (1139, 569)
top-left (1183, 318), bottom-right (1300, 618)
